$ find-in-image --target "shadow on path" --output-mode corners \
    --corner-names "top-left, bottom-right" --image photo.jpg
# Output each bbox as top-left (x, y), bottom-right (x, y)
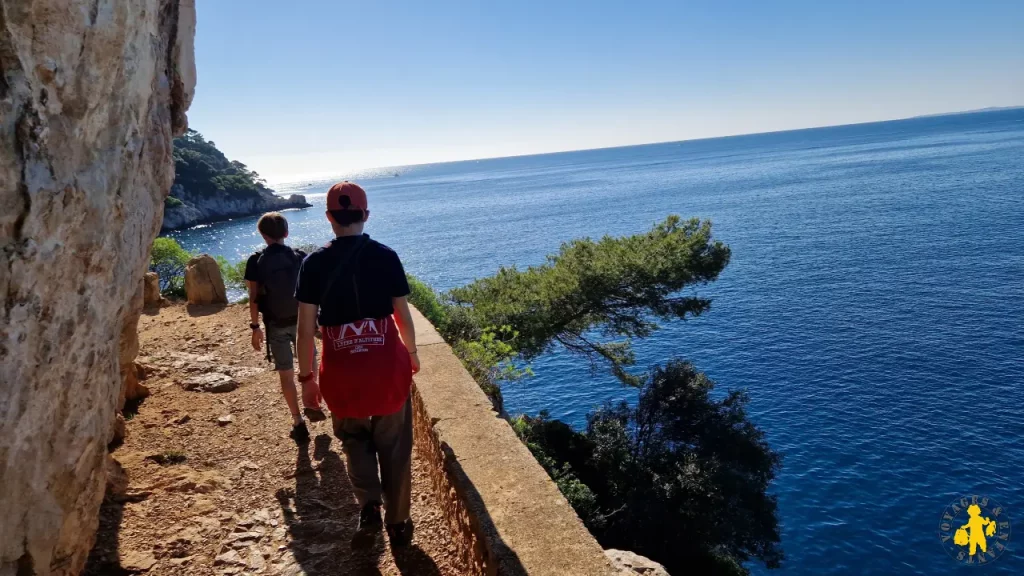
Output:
top-left (278, 433), bottom-right (419, 576)
top-left (393, 544), bottom-right (443, 576)
top-left (186, 303), bottom-right (227, 317)
top-left (83, 460), bottom-right (137, 575)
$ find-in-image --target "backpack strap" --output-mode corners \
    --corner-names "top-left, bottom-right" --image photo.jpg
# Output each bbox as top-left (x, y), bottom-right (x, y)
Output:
top-left (319, 235), bottom-right (371, 314)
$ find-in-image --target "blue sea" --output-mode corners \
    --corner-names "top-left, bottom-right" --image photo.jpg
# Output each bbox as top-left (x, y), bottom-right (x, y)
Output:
top-left (170, 109), bottom-right (1024, 575)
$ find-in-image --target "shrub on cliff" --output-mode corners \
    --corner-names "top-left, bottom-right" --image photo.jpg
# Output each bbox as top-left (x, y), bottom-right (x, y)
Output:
top-left (405, 275), bottom-right (524, 408)
top-left (150, 238), bottom-right (192, 297)
top-left (172, 129), bottom-right (269, 200)
top-left (515, 361), bottom-right (783, 575)
top-left (215, 256), bottom-right (247, 291)
top-left (449, 216), bottom-right (730, 385)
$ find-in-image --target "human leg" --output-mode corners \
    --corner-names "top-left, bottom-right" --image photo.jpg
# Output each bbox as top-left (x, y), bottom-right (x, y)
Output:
top-left (373, 398), bottom-right (413, 526)
top-left (277, 369), bottom-right (302, 425)
top-left (266, 324), bottom-right (309, 441)
top-left (332, 414), bottom-right (383, 507)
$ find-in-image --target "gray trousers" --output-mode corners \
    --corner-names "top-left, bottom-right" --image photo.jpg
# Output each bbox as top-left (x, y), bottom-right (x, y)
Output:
top-left (331, 398), bottom-right (413, 524)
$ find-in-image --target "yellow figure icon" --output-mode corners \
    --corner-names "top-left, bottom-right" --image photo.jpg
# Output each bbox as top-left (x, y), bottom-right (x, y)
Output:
top-left (955, 504), bottom-right (997, 556)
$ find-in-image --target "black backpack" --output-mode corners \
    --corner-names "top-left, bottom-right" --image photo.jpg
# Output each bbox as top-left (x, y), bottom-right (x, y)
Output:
top-left (256, 245), bottom-right (304, 324)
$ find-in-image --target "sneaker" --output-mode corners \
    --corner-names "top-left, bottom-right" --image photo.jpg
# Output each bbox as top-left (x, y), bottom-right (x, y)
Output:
top-left (289, 422), bottom-right (310, 444)
top-left (386, 519), bottom-right (414, 548)
top-left (302, 407), bottom-right (327, 423)
top-left (351, 501), bottom-right (383, 549)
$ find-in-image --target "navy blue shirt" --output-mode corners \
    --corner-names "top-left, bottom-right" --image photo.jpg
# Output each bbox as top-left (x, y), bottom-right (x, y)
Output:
top-left (295, 234), bottom-right (410, 326)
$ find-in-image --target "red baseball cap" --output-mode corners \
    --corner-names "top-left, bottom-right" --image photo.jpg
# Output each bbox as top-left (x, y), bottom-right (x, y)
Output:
top-left (326, 181), bottom-right (368, 212)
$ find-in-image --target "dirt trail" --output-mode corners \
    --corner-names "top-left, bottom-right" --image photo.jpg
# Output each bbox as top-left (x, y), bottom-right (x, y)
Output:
top-left (86, 303), bottom-right (466, 576)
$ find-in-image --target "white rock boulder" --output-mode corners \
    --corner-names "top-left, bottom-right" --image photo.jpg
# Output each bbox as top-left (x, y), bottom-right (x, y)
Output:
top-left (606, 549), bottom-right (671, 576)
top-left (184, 254), bottom-right (228, 305)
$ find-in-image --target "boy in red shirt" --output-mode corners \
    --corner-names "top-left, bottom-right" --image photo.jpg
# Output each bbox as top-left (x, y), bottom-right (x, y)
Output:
top-left (294, 182), bottom-right (419, 548)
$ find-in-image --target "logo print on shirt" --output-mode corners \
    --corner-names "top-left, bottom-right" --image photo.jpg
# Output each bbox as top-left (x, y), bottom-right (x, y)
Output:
top-left (326, 319), bottom-right (387, 353)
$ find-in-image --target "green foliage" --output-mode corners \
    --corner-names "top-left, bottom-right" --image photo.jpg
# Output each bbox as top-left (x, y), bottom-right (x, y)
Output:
top-left (173, 129), bottom-right (269, 200)
top-left (150, 237), bottom-right (192, 297)
top-left (449, 216), bottom-right (730, 384)
top-left (405, 275), bottom-right (515, 407)
top-left (512, 412), bottom-right (601, 524)
top-left (407, 275), bottom-right (449, 328)
top-left (216, 255), bottom-right (247, 291)
top-left (164, 196), bottom-right (184, 208)
top-left (453, 326), bottom-right (531, 386)
top-left (514, 361), bottom-right (783, 575)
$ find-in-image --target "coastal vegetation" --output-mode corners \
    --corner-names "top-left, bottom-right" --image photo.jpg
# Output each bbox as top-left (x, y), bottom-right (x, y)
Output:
top-left (172, 129), bottom-right (269, 200)
top-left (162, 129), bottom-right (310, 231)
top-left (149, 237), bottom-right (246, 298)
top-left (406, 216), bottom-right (782, 575)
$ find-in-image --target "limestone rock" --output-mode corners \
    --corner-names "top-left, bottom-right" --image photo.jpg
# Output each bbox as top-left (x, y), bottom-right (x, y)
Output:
top-left (605, 549), bottom-right (670, 576)
top-left (214, 549), bottom-right (245, 567)
top-left (0, 0), bottom-right (195, 572)
top-left (105, 457), bottom-right (130, 502)
top-left (111, 413), bottom-right (128, 445)
top-left (182, 373), bottom-right (238, 393)
top-left (185, 254), bottom-right (228, 305)
top-left (121, 550), bottom-right (158, 572)
top-left (143, 272), bottom-right (164, 307)
top-left (118, 277), bottom-right (151, 415)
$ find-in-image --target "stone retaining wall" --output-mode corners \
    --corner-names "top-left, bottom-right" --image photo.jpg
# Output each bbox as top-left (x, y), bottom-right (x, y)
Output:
top-left (408, 307), bottom-right (615, 576)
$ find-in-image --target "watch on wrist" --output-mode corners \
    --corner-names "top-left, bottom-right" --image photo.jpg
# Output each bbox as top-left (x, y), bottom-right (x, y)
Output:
top-left (250, 323), bottom-right (260, 330)
top-left (298, 372), bottom-right (315, 383)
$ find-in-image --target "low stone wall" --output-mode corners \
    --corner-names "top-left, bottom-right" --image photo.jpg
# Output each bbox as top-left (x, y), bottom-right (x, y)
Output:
top-left (408, 307), bottom-right (615, 576)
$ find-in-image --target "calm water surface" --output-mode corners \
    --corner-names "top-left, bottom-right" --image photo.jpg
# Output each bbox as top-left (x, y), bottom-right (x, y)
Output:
top-left (171, 110), bottom-right (1024, 574)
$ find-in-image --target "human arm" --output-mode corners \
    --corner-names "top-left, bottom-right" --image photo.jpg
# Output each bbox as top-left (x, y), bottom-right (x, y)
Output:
top-left (247, 280), bottom-right (263, 351)
top-left (297, 302), bottom-right (318, 379)
top-left (393, 296), bottom-right (419, 374)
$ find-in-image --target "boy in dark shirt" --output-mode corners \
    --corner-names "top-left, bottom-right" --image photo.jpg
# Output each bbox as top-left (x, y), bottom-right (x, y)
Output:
top-left (244, 212), bottom-right (326, 444)
top-left (295, 182), bottom-right (419, 548)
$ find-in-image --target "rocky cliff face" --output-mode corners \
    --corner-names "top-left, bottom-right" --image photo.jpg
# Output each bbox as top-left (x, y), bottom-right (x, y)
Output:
top-left (162, 184), bottom-right (310, 231)
top-left (0, 0), bottom-right (195, 573)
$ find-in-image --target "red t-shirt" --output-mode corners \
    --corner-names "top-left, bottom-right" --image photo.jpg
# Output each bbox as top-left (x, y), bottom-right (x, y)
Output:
top-left (296, 235), bottom-right (413, 418)
top-left (318, 316), bottom-right (411, 418)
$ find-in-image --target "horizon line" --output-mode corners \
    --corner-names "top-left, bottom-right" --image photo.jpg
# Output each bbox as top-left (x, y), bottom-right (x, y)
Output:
top-left (267, 105), bottom-right (1024, 187)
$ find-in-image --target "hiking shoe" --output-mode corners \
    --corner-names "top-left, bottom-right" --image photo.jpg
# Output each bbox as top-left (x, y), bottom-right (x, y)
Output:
top-left (289, 422), bottom-right (310, 444)
top-left (386, 519), bottom-right (414, 548)
top-left (303, 407), bottom-right (327, 423)
top-left (351, 501), bottom-right (383, 549)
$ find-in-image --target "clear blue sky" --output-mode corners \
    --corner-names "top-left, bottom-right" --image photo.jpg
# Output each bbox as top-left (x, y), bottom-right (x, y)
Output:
top-left (190, 0), bottom-right (1024, 183)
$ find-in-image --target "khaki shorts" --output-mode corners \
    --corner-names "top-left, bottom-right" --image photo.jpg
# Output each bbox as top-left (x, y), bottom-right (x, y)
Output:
top-left (265, 323), bottom-right (297, 371)
top-left (264, 323), bottom-right (317, 371)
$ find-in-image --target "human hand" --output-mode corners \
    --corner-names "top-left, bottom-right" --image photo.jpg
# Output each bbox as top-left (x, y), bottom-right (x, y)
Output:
top-left (410, 351), bottom-right (420, 374)
top-left (251, 328), bottom-right (264, 351)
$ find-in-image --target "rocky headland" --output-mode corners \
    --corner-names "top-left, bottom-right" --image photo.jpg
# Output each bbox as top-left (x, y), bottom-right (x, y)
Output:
top-left (162, 185), bottom-right (310, 232)
top-left (162, 129), bottom-right (310, 232)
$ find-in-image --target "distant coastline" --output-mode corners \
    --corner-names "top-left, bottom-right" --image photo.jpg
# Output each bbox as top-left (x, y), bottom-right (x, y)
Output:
top-left (911, 105), bottom-right (1024, 119)
top-left (162, 186), bottom-right (310, 232)
top-left (163, 129), bottom-right (311, 232)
